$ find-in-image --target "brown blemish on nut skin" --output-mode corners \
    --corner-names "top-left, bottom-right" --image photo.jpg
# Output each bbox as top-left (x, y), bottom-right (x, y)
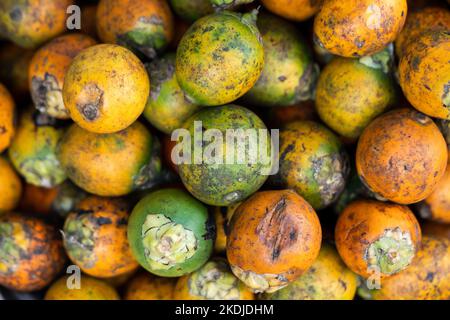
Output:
top-left (76, 83), bottom-right (104, 121)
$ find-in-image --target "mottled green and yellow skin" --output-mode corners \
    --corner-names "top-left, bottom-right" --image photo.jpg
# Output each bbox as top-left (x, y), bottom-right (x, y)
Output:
top-left (272, 121), bottom-right (349, 210)
top-left (176, 11), bottom-right (264, 106)
top-left (58, 122), bottom-right (161, 197)
top-left (128, 188), bottom-right (214, 277)
top-left (0, 0), bottom-right (72, 49)
top-left (8, 109), bottom-right (67, 188)
top-left (264, 245), bottom-right (358, 300)
top-left (169, 0), bottom-right (213, 22)
top-left (174, 258), bottom-right (254, 300)
top-left (144, 53), bottom-right (200, 134)
top-left (45, 276), bottom-right (120, 300)
top-left (177, 105), bottom-right (271, 206)
top-left (243, 13), bottom-right (318, 107)
top-left (315, 57), bottom-right (396, 139)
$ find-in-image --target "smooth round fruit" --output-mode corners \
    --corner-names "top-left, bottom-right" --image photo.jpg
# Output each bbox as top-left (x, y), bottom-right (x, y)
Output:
top-left (63, 197), bottom-right (139, 278)
top-left (0, 157), bottom-right (22, 213)
top-left (417, 165), bottom-right (450, 224)
top-left (356, 109), bottom-right (448, 204)
top-left (243, 13), bottom-right (318, 107)
top-left (174, 258), bottom-right (254, 300)
top-left (363, 237), bottom-right (450, 300)
top-left (335, 200), bottom-right (422, 279)
top-left (97, 0), bottom-right (174, 59)
top-left (128, 188), bottom-right (214, 277)
top-left (0, 83), bottom-right (15, 152)
top-left (124, 272), bottom-right (176, 300)
top-left (261, 0), bottom-right (321, 21)
top-left (176, 105), bottom-right (271, 206)
top-left (8, 109), bottom-right (67, 188)
top-left (176, 11), bottom-right (264, 106)
top-left (58, 122), bottom-right (161, 197)
top-left (63, 44), bottom-right (150, 133)
top-left (314, 0), bottom-right (407, 57)
top-left (399, 31), bottom-right (450, 119)
top-left (227, 190), bottom-right (322, 293)
top-left (315, 57), bottom-right (396, 139)
top-left (273, 120), bottom-right (349, 210)
top-left (29, 33), bottom-right (97, 119)
top-left (264, 244), bottom-right (358, 300)
top-left (45, 276), bottom-right (119, 300)
top-left (143, 53), bottom-right (199, 134)
top-left (169, 0), bottom-right (213, 22)
top-left (395, 7), bottom-right (450, 58)
top-left (0, 213), bottom-right (66, 291)
top-left (0, 0), bottom-right (73, 48)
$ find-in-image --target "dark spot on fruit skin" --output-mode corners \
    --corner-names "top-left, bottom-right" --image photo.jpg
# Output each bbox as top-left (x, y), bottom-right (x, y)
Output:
top-left (411, 57), bottom-right (421, 72)
top-left (425, 272), bottom-right (435, 282)
top-left (278, 76), bottom-right (287, 82)
top-left (0, 126), bottom-right (6, 134)
top-left (116, 218), bottom-right (127, 226)
top-left (73, 209), bottom-right (95, 215)
top-left (9, 7), bottom-right (22, 22)
top-left (95, 217), bottom-right (112, 226)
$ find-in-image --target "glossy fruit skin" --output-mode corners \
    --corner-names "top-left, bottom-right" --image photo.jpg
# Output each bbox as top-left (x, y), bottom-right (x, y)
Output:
top-left (8, 109), bottom-right (67, 188)
top-left (314, 0), bottom-right (407, 57)
top-left (0, 83), bottom-right (15, 152)
top-left (29, 34), bottom-right (97, 119)
top-left (58, 122), bottom-right (161, 197)
top-left (63, 44), bottom-right (150, 134)
top-left (243, 13), bottom-right (318, 107)
top-left (128, 188), bottom-right (214, 277)
top-left (315, 57), bottom-right (396, 139)
top-left (97, 0), bottom-right (174, 59)
top-left (174, 258), bottom-right (254, 300)
top-left (356, 109), bottom-right (448, 204)
top-left (176, 11), bottom-right (264, 106)
top-left (63, 197), bottom-right (139, 278)
top-left (0, 0), bottom-right (73, 49)
top-left (45, 275), bottom-right (120, 300)
top-left (227, 190), bottom-right (322, 293)
top-left (261, 0), bottom-right (322, 21)
top-left (367, 237), bottom-right (450, 300)
top-left (272, 120), bottom-right (349, 210)
top-left (124, 272), bottom-right (176, 300)
top-left (143, 53), bottom-right (199, 134)
top-left (399, 31), bottom-right (450, 119)
top-left (0, 157), bottom-right (22, 213)
top-left (417, 165), bottom-right (450, 224)
top-left (335, 200), bottom-right (422, 279)
top-left (177, 105), bottom-right (271, 206)
top-left (395, 7), bottom-right (450, 58)
top-left (169, 0), bottom-right (213, 22)
top-left (264, 244), bottom-right (358, 300)
top-left (0, 213), bottom-right (66, 292)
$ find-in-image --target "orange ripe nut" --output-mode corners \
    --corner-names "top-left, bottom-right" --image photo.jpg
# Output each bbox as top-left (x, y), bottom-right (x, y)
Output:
top-left (356, 109), bottom-right (448, 204)
top-left (227, 190), bottom-right (322, 293)
top-left (124, 272), bottom-right (176, 300)
top-left (0, 83), bottom-right (15, 152)
top-left (314, 0), bottom-right (407, 57)
top-left (63, 44), bottom-right (150, 133)
top-left (0, 213), bottom-right (66, 291)
top-left (63, 197), bottom-right (139, 278)
top-left (335, 200), bottom-right (421, 279)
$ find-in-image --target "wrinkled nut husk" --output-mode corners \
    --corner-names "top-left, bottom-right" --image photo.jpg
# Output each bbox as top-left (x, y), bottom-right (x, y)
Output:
top-left (230, 265), bottom-right (289, 293)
